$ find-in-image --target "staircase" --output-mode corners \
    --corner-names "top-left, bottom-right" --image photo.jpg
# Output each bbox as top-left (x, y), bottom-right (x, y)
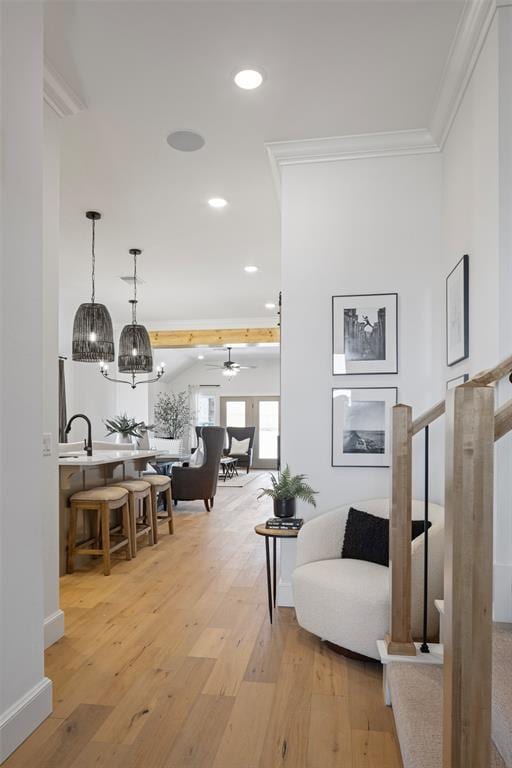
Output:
top-left (383, 353), bottom-right (512, 768)
top-left (387, 624), bottom-right (512, 768)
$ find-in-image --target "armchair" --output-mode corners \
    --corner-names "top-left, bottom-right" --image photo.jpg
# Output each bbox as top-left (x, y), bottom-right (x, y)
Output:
top-left (171, 426), bottom-right (225, 512)
top-left (292, 498), bottom-right (444, 660)
top-left (225, 426), bottom-right (255, 473)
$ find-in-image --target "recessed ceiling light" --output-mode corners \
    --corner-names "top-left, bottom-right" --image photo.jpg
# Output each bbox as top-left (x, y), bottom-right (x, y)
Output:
top-left (234, 68), bottom-right (265, 90)
top-left (208, 198), bottom-right (228, 209)
top-left (244, 265), bottom-right (258, 273)
top-left (197, 355), bottom-right (205, 360)
top-left (166, 130), bottom-right (205, 152)
top-left (265, 302), bottom-right (276, 309)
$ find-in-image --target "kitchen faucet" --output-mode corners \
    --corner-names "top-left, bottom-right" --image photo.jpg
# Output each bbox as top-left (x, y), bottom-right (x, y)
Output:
top-left (65, 414), bottom-right (93, 456)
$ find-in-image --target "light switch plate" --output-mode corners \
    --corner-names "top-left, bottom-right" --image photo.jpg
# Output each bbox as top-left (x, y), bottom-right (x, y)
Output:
top-left (43, 433), bottom-right (52, 457)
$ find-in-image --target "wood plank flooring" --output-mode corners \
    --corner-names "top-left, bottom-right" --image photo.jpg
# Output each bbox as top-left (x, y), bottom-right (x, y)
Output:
top-left (4, 476), bottom-right (402, 768)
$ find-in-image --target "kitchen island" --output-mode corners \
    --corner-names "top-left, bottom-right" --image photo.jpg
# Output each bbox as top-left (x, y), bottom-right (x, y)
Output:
top-left (58, 449), bottom-right (158, 576)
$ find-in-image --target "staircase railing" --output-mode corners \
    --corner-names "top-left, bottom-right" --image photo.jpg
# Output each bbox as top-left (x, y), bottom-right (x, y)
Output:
top-left (387, 351), bottom-right (512, 768)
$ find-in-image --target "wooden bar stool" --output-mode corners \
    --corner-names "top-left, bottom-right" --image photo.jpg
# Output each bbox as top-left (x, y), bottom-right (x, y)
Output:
top-left (68, 486), bottom-right (131, 576)
top-left (115, 479), bottom-right (154, 557)
top-left (142, 474), bottom-right (174, 541)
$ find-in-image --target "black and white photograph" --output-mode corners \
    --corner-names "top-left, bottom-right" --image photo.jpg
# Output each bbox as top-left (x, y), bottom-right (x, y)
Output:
top-left (446, 254), bottom-right (469, 366)
top-left (333, 293), bottom-right (398, 375)
top-left (332, 387), bottom-right (397, 467)
top-left (446, 373), bottom-right (469, 390)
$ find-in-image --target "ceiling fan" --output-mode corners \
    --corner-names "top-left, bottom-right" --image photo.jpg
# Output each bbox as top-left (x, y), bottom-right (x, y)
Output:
top-left (205, 347), bottom-right (257, 377)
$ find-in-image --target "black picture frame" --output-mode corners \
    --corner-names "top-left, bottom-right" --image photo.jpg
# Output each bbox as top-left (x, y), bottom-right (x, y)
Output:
top-left (446, 373), bottom-right (469, 390)
top-left (332, 293), bottom-right (398, 375)
top-left (446, 254), bottom-right (469, 366)
top-left (331, 386), bottom-right (398, 468)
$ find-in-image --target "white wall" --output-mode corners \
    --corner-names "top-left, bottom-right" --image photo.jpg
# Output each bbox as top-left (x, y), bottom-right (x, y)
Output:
top-left (42, 103), bottom-right (64, 647)
top-left (280, 152), bottom-right (442, 518)
top-left (0, 3), bottom-right (52, 760)
top-left (437, 10), bottom-right (512, 621)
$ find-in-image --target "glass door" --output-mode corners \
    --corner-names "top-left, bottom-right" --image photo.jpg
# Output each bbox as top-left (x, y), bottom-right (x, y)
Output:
top-left (220, 396), bottom-right (280, 470)
top-left (254, 397), bottom-right (279, 469)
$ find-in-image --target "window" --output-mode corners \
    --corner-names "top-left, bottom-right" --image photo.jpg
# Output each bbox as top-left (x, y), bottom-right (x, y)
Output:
top-left (225, 400), bottom-right (246, 427)
top-left (258, 400), bottom-right (279, 459)
top-left (197, 394), bottom-right (216, 426)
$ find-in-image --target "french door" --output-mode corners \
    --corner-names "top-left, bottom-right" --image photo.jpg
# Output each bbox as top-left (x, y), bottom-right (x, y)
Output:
top-left (220, 396), bottom-right (280, 470)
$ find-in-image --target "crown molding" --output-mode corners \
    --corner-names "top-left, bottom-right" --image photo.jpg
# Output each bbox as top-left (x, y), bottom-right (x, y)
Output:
top-left (266, 128), bottom-right (438, 192)
top-left (429, 0), bottom-right (497, 149)
top-left (43, 58), bottom-right (85, 118)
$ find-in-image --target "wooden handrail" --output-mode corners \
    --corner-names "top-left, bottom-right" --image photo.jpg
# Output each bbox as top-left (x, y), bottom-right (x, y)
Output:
top-left (412, 399), bottom-right (445, 435)
top-left (411, 352), bottom-right (512, 435)
top-left (471, 351), bottom-right (512, 386)
top-left (495, 397), bottom-right (512, 441)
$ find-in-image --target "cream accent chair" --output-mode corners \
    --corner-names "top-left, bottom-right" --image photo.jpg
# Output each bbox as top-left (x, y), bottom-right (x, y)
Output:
top-left (292, 498), bottom-right (444, 660)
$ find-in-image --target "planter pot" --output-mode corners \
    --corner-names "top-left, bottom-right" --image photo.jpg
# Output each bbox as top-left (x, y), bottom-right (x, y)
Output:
top-left (273, 497), bottom-right (296, 519)
top-left (115, 433), bottom-right (134, 445)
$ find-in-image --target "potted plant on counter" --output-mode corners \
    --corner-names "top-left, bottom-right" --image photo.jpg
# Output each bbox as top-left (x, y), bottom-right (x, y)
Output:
top-left (257, 465), bottom-right (318, 518)
top-left (104, 413), bottom-right (146, 445)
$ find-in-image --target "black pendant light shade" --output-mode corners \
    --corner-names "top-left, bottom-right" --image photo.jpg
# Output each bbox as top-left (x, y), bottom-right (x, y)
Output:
top-left (117, 249), bottom-right (153, 374)
top-left (72, 302), bottom-right (115, 362)
top-left (118, 320), bottom-right (153, 373)
top-left (72, 211), bottom-right (115, 362)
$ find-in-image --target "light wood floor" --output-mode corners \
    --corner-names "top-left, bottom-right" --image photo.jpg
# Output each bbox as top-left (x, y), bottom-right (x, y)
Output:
top-left (5, 476), bottom-right (402, 768)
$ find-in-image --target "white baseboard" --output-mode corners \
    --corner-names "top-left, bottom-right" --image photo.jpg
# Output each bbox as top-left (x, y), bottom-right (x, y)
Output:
top-left (44, 609), bottom-right (64, 649)
top-left (494, 563), bottom-right (512, 622)
top-left (277, 580), bottom-right (294, 607)
top-left (0, 677), bottom-right (52, 762)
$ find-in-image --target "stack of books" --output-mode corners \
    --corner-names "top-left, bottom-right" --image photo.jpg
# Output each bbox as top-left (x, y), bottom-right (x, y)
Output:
top-left (265, 518), bottom-right (304, 531)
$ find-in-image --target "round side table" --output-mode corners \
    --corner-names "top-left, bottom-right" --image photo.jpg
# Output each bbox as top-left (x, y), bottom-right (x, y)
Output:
top-left (255, 523), bottom-right (299, 623)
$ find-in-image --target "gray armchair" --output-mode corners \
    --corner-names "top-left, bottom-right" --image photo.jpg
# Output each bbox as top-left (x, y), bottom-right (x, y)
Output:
top-left (171, 426), bottom-right (225, 511)
top-left (225, 426), bottom-right (255, 473)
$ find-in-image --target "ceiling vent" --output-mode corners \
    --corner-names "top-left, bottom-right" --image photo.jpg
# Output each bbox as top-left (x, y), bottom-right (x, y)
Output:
top-left (119, 275), bottom-right (145, 286)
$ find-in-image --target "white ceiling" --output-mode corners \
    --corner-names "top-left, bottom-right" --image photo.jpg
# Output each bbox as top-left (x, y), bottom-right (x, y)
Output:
top-left (151, 342), bottom-right (280, 380)
top-left (46, 0), bottom-right (463, 331)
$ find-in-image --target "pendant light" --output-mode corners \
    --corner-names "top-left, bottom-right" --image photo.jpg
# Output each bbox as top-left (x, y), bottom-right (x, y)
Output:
top-left (99, 249), bottom-right (165, 389)
top-left (72, 211), bottom-right (115, 362)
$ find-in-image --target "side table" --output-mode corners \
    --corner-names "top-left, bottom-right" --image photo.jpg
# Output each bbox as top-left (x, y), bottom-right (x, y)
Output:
top-left (254, 523), bottom-right (299, 623)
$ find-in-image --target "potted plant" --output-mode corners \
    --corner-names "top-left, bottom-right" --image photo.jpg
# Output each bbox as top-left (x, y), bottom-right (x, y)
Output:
top-left (153, 391), bottom-right (190, 439)
top-left (257, 465), bottom-right (318, 518)
top-left (104, 413), bottom-right (146, 445)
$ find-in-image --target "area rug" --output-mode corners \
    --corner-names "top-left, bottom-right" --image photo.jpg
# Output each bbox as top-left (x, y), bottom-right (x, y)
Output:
top-left (216, 470), bottom-right (268, 488)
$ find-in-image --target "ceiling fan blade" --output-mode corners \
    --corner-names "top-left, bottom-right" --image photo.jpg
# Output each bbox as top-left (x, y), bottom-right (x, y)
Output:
top-left (238, 365), bottom-right (257, 369)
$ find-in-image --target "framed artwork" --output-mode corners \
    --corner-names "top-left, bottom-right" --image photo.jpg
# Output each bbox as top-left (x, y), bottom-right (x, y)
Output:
top-left (332, 387), bottom-right (398, 468)
top-left (446, 373), bottom-right (469, 390)
top-left (446, 255), bottom-right (469, 366)
top-left (332, 293), bottom-right (398, 375)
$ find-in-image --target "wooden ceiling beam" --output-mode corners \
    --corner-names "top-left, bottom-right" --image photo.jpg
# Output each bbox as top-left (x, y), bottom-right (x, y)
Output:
top-left (149, 327), bottom-right (280, 349)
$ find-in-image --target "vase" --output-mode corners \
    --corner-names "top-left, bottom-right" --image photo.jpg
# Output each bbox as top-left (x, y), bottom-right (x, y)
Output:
top-left (115, 433), bottom-right (134, 445)
top-left (273, 497), bottom-right (296, 519)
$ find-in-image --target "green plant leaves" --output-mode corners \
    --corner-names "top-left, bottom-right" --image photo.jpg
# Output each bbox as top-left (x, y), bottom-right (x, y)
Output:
top-left (257, 464), bottom-right (318, 507)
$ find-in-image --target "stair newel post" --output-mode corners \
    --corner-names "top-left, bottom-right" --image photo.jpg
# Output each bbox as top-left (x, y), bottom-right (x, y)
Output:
top-left (387, 403), bottom-right (416, 656)
top-left (443, 384), bottom-right (494, 768)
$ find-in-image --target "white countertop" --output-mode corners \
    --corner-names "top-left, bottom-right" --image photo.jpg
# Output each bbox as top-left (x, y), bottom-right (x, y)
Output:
top-left (58, 449), bottom-right (158, 467)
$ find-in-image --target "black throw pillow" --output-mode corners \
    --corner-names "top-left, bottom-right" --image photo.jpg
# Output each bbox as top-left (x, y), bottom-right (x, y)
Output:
top-left (341, 506), bottom-right (431, 567)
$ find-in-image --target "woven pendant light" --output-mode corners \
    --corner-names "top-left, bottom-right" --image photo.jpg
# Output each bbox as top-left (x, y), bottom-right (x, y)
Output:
top-left (117, 249), bottom-right (153, 373)
top-left (72, 211), bottom-right (115, 362)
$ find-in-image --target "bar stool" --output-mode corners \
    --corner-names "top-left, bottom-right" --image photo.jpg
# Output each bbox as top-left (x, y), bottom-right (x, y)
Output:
top-left (115, 479), bottom-right (155, 557)
top-left (68, 486), bottom-right (131, 576)
top-left (142, 474), bottom-right (174, 541)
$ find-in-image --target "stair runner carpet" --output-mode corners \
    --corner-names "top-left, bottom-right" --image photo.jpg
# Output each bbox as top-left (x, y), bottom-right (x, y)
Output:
top-left (387, 625), bottom-right (512, 768)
